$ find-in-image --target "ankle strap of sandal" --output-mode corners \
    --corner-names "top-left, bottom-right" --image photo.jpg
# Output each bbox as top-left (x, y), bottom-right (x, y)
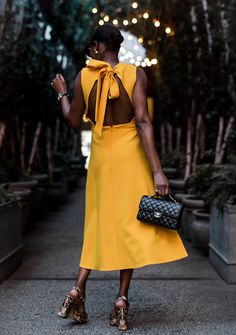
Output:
top-left (117, 295), bottom-right (127, 301)
top-left (116, 295), bottom-right (129, 305)
top-left (72, 286), bottom-right (81, 293)
top-left (72, 286), bottom-right (86, 302)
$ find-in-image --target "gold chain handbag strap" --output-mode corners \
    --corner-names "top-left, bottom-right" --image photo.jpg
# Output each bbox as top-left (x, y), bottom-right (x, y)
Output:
top-left (149, 193), bottom-right (177, 204)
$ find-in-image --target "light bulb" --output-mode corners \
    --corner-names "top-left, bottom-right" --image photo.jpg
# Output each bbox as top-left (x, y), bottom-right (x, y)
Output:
top-left (132, 2), bottom-right (138, 9)
top-left (135, 61), bottom-right (141, 66)
top-left (132, 18), bottom-right (138, 24)
top-left (154, 20), bottom-right (160, 27)
top-left (143, 12), bottom-right (149, 19)
top-left (92, 8), bottom-right (98, 14)
top-left (141, 62), bottom-right (146, 67)
top-left (138, 37), bottom-right (143, 43)
top-left (104, 15), bottom-right (109, 22)
top-left (165, 27), bottom-right (171, 34)
top-left (130, 58), bottom-right (135, 64)
top-left (134, 45), bottom-right (139, 50)
top-left (113, 19), bottom-right (118, 25)
top-left (123, 20), bottom-right (129, 26)
top-left (99, 19), bottom-right (104, 25)
top-left (137, 56), bottom-right (142, 61)
top-left (128, 35), bottom-right (133, 41)
top-left (151, 58), bottom-right (158, 65)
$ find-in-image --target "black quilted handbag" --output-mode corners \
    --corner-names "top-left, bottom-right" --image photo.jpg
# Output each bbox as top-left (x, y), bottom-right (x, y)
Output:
top-left (137, 194), bottom-right (184, 230)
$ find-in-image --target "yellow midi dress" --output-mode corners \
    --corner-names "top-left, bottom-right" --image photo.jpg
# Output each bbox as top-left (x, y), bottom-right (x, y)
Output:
top-left (79, 59), bottom-right (188, 271)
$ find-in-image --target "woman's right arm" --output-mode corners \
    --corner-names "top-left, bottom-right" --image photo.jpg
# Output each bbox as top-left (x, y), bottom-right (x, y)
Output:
top-left (51, 71), bottom-right (85, 129)
top-left (132, 67), bottom-right (169, 196)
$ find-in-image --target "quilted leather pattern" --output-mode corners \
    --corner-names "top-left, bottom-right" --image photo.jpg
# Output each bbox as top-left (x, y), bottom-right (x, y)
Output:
top-left (137, 195), bottom-right (184, 230)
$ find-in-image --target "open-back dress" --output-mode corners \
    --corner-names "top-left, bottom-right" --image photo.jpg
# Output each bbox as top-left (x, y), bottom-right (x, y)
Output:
top-left (79, 59), bottom-right (188, 271)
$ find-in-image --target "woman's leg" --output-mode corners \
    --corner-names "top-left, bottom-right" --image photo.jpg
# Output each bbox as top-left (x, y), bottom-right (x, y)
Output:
top-left (116, 269), bottom-right (133, 306)
top-left (58, 267), bottom-right (91, 321)
top-left (68, 267), bottom-right (91, 298)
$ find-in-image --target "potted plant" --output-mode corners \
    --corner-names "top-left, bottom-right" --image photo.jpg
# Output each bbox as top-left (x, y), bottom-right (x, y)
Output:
top-left (44, 151), bottom-right (69, 208)
top-left (207, 165), bottom-right (236, 283)
top-left (183, 164), bottom-right (217, 244)
top-left (162, 148), bottom-right (186, 192)
top-left (8, 185), bottom-right (32, 234)
top-left (0, 183), bottom-right (22, 282)
top-left (192, 209), bottom-right (210, 254)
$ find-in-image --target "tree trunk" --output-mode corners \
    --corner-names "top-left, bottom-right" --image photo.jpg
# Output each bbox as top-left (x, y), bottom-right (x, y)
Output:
top-left (0, 122), bottom-right (6, 148)
top-left (46, 127), bottom-right (53, 182)
top-left (218, 115), bottom-right (235, 163)
top-left (160, 123), bottom-right (166, 155)
top-left (15, 0), bottom-right (25, 37)
top-left (201, 0), bottom-right (213, 54)
top-left (184, 117), bottom-right (192, 180)
top-left (166, 122), bottom-right (173, 153)
top-left (27, 122), bottom-right (42, 175)
top-left (0, 0), bottom-right (7, 41)
top-left (192, 113), bottom-right (203, 172)
top-left (20, 122), bottom-right (26, 173)
top-left (176, 127), bottom-right (181, 152)
top-left (215, 116), bottom-right (224, 164)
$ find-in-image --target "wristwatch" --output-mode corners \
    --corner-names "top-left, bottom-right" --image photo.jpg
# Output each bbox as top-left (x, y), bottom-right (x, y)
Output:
top-left (57, 92), bottom-right (69, 101)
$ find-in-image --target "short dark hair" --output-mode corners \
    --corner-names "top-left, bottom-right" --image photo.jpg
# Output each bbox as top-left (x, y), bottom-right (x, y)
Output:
top-left (84, 24), bottom-right (124, 55)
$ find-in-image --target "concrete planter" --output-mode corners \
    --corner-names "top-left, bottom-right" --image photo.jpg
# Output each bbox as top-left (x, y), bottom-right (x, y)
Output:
top-left (10, 180), bottom-right (39, 225)
top-left (182, 197), bottom-right (205, 240)
top-left (174, 193), bottom-right (193, 202)
top-left (30, 173), bottom-right (49, 215)
top-left (209, 204), bottom-right (236, 283)
top-left (10, 180), bottom-right (38, 190)
top-left (174, 193), bottom-right (195, 233)
top-left (30, 173), bottom-right (49, 185)
top-left (8, 186), bottom-right (32, 234)
top-left (163, 167), bottom-right (179, 179)
top-left (0, 202), bottom-right (23, 282)
top-left (192, 209), bottom-right (210, 255)
top-left (46, 170), bottom-right (68, 208)
top-left (169, 179), bottom-right (186, 194)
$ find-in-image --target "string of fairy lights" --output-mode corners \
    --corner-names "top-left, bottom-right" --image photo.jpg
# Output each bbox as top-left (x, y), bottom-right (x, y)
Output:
top-left (89, 1), bottom-right (174, 67)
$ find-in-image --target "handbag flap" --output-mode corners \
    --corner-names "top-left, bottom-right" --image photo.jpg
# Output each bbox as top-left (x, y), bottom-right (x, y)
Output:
top-left (139, 195), bottom-right (183, 219)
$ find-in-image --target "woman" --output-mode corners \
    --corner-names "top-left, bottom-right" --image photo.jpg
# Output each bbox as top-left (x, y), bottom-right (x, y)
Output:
top-left (51, 24), bottom-right (188, 332)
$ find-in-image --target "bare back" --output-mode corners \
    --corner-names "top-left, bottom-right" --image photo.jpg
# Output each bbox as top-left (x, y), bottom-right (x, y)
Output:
top-left (86, 74), bottom-right (136, 126)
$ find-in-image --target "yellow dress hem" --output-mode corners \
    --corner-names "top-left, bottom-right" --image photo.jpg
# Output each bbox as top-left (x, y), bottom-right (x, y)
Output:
top-left (79, 252), bottom-right (188, 272)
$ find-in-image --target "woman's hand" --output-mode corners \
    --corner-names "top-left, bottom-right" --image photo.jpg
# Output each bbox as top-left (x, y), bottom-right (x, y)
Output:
top-left (51, 74), bottom-right (67, 94)
top-left (153, 170), bottom-right (169, 196)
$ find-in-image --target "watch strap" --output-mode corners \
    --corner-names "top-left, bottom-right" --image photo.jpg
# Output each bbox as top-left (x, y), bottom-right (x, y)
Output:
top-left (58, 92), bottom-right (69, 101)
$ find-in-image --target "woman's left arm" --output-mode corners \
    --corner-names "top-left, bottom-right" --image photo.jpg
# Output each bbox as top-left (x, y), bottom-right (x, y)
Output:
top-left (51, 72), bottom-right (85, 128)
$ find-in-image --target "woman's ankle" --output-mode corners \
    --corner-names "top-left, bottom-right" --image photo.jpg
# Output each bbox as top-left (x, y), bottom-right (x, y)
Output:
top-left (68, 285), bottom-right (85, 298)
top-left (115, 294), bottom-right (128, 307)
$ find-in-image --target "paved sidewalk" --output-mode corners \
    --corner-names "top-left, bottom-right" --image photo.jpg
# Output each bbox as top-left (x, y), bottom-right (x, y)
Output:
top-left (0, 177), bottom-right (235, 335)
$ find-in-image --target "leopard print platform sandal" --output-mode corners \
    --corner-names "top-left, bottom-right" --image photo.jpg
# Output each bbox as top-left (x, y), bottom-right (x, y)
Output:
top-left (110, 295), bottom-right (129, 331)
top-left (57, 286), bottom-right (88, 324)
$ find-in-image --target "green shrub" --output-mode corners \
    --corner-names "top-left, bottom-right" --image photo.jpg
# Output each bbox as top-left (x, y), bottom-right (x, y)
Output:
top-left (186, 164), bottom-right (218, 199)
top-left (204, 165), bottom-right (236, 208)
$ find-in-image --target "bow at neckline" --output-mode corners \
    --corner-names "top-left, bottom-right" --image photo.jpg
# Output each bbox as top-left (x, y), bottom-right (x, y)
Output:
top-left (87, 60), bottom-right (121, 136)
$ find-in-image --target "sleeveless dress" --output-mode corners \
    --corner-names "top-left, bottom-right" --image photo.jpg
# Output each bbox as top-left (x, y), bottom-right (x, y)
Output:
top-left (79, 59), bottom-right (188, 271)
